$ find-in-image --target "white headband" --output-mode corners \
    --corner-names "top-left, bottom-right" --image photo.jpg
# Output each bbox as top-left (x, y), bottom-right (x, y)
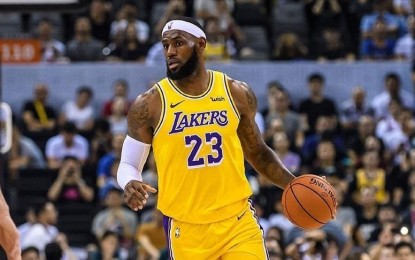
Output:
top-left (162, 20), bottom-right (206, 39)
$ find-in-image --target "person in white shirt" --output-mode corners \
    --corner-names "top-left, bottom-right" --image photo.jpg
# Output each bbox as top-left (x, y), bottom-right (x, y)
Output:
top-left (394, 15), bottom-right (415, 60)
top-left (45, 122), bottom-right (89, 169)
top-left (59, 86), bottom-right (95, 133)
top-left (371, 72), bottom-right (414, 120)
top-left (21, 201), bottom-right (59, 253)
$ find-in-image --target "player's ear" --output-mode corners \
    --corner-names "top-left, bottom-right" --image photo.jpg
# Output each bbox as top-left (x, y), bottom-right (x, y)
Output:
top-left (196, 37), bottom-right (206, 52)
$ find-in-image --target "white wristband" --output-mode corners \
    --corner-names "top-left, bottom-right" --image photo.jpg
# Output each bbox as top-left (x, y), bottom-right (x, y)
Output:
top-left (117, 135), bottom-right (151, 190)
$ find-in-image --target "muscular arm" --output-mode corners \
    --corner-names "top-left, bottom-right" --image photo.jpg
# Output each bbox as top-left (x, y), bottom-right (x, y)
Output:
top-left (127, 87), bottom-right (161, 143)
top-left (229, 79), bottom-right (295, 189)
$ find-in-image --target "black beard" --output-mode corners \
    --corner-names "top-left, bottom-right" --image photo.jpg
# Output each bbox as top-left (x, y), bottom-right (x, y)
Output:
top-left (166, 48), bottom-right (198, 80)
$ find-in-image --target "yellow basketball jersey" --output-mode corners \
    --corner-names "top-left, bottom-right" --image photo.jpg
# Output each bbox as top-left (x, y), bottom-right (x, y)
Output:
top-left (356, 168), bottom-right (387, 203)
top-left (152, 70), bottom-right (252, 224)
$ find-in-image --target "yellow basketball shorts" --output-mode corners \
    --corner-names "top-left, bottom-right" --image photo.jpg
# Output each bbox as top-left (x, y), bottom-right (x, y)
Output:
top-left (162, 201), bottom-right (269, 260)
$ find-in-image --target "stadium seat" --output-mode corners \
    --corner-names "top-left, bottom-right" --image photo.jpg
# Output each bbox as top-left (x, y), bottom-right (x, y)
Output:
top-left (240, 26), bottom-right (270, 60)
top-left (57, 202), bottom-right (97, 247)
top-left (272, 2), bottom-right (308, 42)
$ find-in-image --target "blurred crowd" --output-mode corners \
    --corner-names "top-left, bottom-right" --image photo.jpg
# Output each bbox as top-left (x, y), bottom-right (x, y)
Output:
top-left (3, 70), bottom-right (415, 259)
top-left (4, 0), bottom-right (415, 62)
top-left (3, 0), bottom-right (415, 259)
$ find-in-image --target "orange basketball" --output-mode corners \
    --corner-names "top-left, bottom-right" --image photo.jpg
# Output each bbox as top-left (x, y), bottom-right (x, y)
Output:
top-left (282, 174), bottom-right (338, 229)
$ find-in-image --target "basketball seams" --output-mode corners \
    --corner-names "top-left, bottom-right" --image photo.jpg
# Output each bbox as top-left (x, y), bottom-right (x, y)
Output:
top-left (282, 174), bottom-right (337, 229)
top-left (283, 183), bottom-right (301, 228)
top-left (290, 183), bottom-right (327, 225)
top-left (293, 183), bottom-right (333, 218)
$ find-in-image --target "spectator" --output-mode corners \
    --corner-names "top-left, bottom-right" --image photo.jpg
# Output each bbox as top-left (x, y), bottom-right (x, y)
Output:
top-left (21, 83), bottom-right (58, 151)
top-left (395, 15), bottom-right (415, 60)
top-left (271, 33), bottom-right (308, 61)
top-left (59, 86), bottom-right (95, 134)
top-left (45, 122), bottom-right (89, 169)
top-left (315, 26), bottom-right (355, 61)
top-left (263, 84), bottom-right (304, 149)
top-left (375, 99), bottom-right (410, 155)
top-left (109, 22), bottom-right (149, 61)
top-left (350, 149), bottom-right (390, 204)
top-left (136, 209), bottom-right (166, 260)
top-left (101, 79), bottom-right (130, 118)
top-left (8, 124), bottom-right (46, 182)
top-left (346, 115), bottom-right (386, 168)
top-left (96, 133), bottom-right (125, 190)
top-left (17, 207), bottom-right (37, 245)
top-left (360, 0), bottom-right (406, 39)
top-left (91, 187), bottom-right (137, 242)
top-left (395, 241), bottom-right (415, 259)
top-left (66, 17), bottom-right (105, 61)
top-left (272, 131), bottom-right (301, 175)
top-left (360, 18), bottom-right (396, 60)
top-left (85, 0), bottom-right (112, 45)
top-left (44, 242), bottom-right (62, 260)
top-left (21, 246), bottom-right (40, 260)
top-left (371, 72), bottom-right (414, 120)
top-left (110, 1), bottom-right (150, 44)
top-left (203, 16), bottom-right (231, 61)
top-left (301, 115), bottom-right (346, 166)
top-left (35, 17), bottom-right (66, 62)
top-left (332, 183), bottom-right (357, 238)
top-left (108, 98), bottom-right (128, 135)
top-left (298, 73), bottom-right (338, 135)
top-left (47, 156), bottom-right (95, 203)
top-left (89, 118), bottom-right (113, 165)
top-left (21, 201), bottom-right (59, 252)
top-left (87, 230), bottom-right (125, 260)
top-left (393, 0), bottom-right (414, 16)
top-left (309, 139), bottom-right (348, 189)
top-left (340, 86), bottom-right (374, 132)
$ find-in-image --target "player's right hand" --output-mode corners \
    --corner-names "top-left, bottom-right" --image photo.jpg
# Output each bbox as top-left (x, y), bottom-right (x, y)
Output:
top-left (124, 180), bottom-right (157, 211)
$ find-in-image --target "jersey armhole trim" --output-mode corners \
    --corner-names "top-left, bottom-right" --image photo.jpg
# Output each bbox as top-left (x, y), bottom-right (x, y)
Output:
top-left (153, 83), bottom-right (166, 137)
top-left (223, 74), bottom-right (241, 120)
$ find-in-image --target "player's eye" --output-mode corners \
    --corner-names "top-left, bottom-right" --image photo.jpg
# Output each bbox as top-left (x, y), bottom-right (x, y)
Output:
top-left (163, 44), bottom-right (169, 49)
top-left (176, 41), bottom-right (183, 47)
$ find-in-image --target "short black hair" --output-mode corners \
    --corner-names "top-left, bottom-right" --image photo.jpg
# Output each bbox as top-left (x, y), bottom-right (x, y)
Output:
top-left (167, 16), bottom-right (203, 31)
top-left (267, 81), bottom-right (285, 91)
top-left (21, 246), bottom-right (40, 256)
top-left (395, 241), bottom-right (415, 253)
top-left (45, 242), bottom-right (63, 260)
top-left (77, 86), bottom-right (93, 97)
top-left (61, 121), bottom-right (77, 133)
top-left (308, 73), bottom-right (325, 83)
top-left (385, 72), bottom-right (400, 82)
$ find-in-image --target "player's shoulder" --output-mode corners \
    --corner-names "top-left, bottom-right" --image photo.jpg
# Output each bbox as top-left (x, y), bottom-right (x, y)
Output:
top-left (129, 85), bottom-right (162, 124)
top-left (132, 85), bottom-right (161, 107)
top-left (224, 75), bottom-right (257, 115)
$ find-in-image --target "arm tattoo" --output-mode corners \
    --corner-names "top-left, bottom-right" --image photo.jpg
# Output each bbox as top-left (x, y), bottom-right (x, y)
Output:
top-left (245, 86), bottom-right (257, 111)
top-left (128, 100), bottom-right (149, 128)
top-left (128, 88), bottom-right (156, 129)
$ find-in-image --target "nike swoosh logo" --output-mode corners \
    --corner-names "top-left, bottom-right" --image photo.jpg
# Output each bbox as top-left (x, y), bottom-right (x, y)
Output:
top-left (237, 210), bottom-right (247, 220)
top-left (170, 100), bottom-right (185, 108)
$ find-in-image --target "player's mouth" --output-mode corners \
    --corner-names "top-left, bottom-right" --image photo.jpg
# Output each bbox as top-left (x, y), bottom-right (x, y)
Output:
top-left (168, 60), bottom-right (180, 70)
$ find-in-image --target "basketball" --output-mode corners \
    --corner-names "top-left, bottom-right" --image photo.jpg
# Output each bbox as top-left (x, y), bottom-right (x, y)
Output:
top-left (282, 174), bottom-right (338, 229)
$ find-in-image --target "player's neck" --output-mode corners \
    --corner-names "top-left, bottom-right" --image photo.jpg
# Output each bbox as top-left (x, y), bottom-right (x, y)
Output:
top-left (172, 68), bottom-right (210, 96)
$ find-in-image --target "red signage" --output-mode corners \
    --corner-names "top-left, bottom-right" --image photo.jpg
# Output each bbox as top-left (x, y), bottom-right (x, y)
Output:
top-left (0, 39), bottom-right (41, 63)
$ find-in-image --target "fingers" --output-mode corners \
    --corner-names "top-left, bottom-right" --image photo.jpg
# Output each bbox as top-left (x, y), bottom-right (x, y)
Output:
top-left (123, 181), bottom-right (157, 211)
top-left (142, 183), bottom-right (157, 193)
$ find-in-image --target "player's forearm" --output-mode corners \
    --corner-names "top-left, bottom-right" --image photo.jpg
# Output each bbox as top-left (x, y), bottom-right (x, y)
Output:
top-left (248, 146), bottom-right (295, 190)
top-left (0, 217), bottom-right (21, 260)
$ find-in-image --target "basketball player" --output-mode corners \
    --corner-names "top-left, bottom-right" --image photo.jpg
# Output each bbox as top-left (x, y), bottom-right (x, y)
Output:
top-left (117, 16), bottom-right (296, 259)
top-left (0, 187), bottom-right (21, 259)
